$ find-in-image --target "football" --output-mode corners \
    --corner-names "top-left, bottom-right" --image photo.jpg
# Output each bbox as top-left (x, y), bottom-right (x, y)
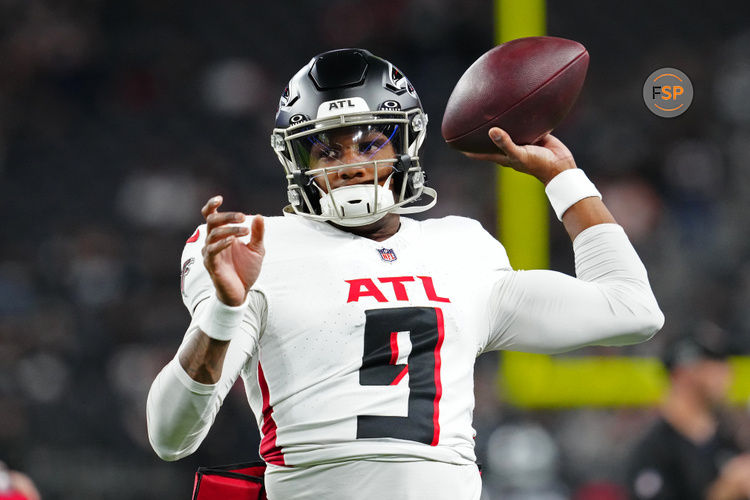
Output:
top-left (441, 36), bottom-right (589, 154)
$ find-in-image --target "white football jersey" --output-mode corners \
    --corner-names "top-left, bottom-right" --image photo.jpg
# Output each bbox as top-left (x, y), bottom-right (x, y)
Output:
top-left (179, 213), bottom-right (511, 467)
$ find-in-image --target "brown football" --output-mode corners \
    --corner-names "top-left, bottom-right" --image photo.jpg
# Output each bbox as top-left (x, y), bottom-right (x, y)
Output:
top-left (441, 36), bottom-right (589, 154)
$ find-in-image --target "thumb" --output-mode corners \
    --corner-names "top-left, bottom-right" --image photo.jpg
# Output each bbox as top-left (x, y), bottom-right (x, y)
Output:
top-left (247, 215), bottom-right (265, 252)
top-left (489, 127), bottom-right (523, 159)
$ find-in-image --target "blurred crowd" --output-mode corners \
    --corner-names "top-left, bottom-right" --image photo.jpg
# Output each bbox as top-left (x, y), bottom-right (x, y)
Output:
top-left (1, 0), bottom-right (750, 498)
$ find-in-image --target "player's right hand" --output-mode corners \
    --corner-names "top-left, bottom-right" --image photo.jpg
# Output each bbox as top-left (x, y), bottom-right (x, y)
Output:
top-left (463, 127), bottom-right (577, 185)
top-left (201, 196), bottom-right (265, 307)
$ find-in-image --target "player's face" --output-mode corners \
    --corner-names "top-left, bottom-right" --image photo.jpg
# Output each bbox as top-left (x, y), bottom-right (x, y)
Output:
top-left (304, 125), bottom-right (398, 193)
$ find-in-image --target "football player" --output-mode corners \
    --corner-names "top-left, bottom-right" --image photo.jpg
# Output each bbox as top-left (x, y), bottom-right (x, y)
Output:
top-left (147, 48), bottom-right (664, 499)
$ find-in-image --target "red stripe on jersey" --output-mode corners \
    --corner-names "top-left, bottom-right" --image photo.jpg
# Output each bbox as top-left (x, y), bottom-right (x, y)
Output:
top-left (431, 308), bottom-right (445, 446)
top-left (389, 331), bottom-right (399, 365)
top-left (257, 363), bottom-right (285, 466)
top-left (390, 365), bottom-right (409, 386)
top-left (186, 228), bottom-right (200, 243)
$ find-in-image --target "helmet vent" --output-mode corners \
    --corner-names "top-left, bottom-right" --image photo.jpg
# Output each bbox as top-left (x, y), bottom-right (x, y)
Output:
top-left (310, 50), bottom-right (368, 90)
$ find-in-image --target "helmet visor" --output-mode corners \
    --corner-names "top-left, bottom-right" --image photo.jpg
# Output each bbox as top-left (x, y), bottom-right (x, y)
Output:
top-left (289, 123), bottom-right (403, 185)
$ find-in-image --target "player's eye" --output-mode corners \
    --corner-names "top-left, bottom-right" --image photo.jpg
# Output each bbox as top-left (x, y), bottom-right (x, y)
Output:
top-left (360, 138), bottom-right (387, 155)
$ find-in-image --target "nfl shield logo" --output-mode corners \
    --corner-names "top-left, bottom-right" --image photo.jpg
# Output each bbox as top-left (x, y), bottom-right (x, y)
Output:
top-left (377, 248), bottom-right (397, 262)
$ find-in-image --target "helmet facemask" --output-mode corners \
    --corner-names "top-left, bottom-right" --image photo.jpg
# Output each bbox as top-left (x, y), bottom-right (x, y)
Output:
top-left (272, 109), bottom-right (435, 226)
top-left (271, 49), bottom-right (436, 226)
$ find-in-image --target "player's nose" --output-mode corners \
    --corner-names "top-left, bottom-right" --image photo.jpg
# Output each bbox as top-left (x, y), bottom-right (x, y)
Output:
top-left (336, 151), bottom-right (372, 181)
top-left (337, 164), bottom-right (368, 181)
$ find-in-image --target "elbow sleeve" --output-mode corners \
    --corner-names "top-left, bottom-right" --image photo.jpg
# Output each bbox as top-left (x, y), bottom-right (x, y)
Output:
top-left (146, 358), bottom-right (218, 461)
top-left (486, 223), bottom-right (664, 353)
top-left (573, 223), bottom-right (664, 340)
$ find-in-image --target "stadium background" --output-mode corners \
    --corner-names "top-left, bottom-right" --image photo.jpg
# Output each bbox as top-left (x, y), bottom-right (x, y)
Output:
top-left (1, 0), bottom-right (750, 498)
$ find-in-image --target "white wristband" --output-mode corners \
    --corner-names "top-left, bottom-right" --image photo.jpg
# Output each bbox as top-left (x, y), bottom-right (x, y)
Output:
top-left (197, 294), bottom-right (248, 341)
top-left (545, 168), bottom-right (602, 220)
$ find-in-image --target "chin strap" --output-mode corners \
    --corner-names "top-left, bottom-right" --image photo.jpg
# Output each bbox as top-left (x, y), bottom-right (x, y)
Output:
top-left (314, 173), bottom-right (396, 227)
top-left (392, 186), bottom-right (437, 214)
top-left (290, 175), bottom-right (438, 226)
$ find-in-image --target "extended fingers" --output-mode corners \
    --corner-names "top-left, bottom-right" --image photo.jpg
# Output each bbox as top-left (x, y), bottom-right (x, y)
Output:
top-left (201, 195), bottom-right (246, 230)
top-left (202, 236), bottom-right (236, 261)
top-left (206, 225), bottom-right (250, 244)
top-left (206, 211), bottom-right (246, 232)
top-left (462, 151), bottom-right (512, 165)
top-left (201, 195), bottom-right (223, 219)
top-left (247, 215), bottom-right (265, 251)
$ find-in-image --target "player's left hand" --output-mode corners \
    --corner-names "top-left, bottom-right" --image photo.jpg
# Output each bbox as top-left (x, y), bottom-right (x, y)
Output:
top-left (462, 127), bottom-right (577, 185)
top-left (201, 196), bottom-right (265, 307)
